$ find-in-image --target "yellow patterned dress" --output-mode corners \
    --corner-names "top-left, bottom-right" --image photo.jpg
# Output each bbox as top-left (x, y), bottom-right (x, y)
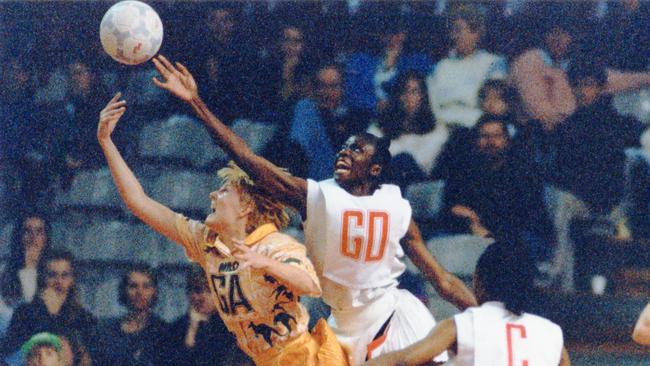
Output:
top-left (174, 214), bottom-right (348, 366)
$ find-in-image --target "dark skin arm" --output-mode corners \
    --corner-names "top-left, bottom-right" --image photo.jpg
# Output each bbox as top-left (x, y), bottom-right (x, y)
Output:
top-left (401, 220), bottom-right (478, 311)
top-left (151, 55), bottom-right (309, 216)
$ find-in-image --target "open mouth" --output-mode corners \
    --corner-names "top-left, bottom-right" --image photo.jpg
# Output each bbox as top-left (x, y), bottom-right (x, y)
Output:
top-left (334, 158), bottom-right (351, 173)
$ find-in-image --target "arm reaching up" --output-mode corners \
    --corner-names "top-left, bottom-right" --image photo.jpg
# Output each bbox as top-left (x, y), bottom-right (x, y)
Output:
top-left (151, 55), bottom-right (309, 217)
top-left (401, 220), bottom-right (478, 311)
top-left (97, 93), bottom-right (184, 245)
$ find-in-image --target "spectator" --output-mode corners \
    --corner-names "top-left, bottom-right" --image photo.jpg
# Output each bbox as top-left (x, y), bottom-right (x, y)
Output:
top-left (289, 63), bottom-right (371, 180)
top-left (0, 213), bottom-right (51, 335)
top-left (62, 61), bottom-right (110, 170)
top-left (167, 266), bottom-right (251, 366)
top-left (440, 115), bottom-right (553, 261)
top-left (478, 79), bottom-right (519, 122)
top-left (547, 61), bottom-right (646, 293)
top-left (93, 264), bottom-right (169, 366)
top-left (511, 6), bottom-right (650, 131)
top-left (21, 333), bottom-right (63, 366)
top-left (257, 25), bottom-right (315, 123)
top-left (426, 5), bottom-right (507, 129)
top-left (369, 71), bottom-right (446, 187)
top-left (1, 251), bottom-right (96, 360)
top-left (192, 5), bottom-right (261, 123)
top-left (345, 25), bottom-right (432, 115)
top-left (552, 61), bottom-right (645, 214)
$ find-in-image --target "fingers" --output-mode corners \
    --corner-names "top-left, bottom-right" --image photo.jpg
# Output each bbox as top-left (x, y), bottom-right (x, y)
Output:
top-left (176, 62), bottom-right (191, 77)
top-left (233, 241), bottom-right (250, 253)
top-left (152, 57), bottom-right (170, 78)
top-left (158, 54), bottom-right (176, 72)
top-left (152, 76), bottom-right (165, 88)
top-left (110, 92), bottom-right (122, 103)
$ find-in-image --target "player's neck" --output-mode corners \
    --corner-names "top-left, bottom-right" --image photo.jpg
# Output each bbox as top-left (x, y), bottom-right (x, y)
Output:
top-left (342, 181), bottom-right (377, 197)
top-left (218, 222), bottom-right (247, 249)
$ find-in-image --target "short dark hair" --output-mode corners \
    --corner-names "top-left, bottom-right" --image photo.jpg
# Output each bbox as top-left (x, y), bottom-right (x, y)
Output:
top-left (567, 59), bottom-right (608, 87)
top-left (475, 242), bottom-right (535, 315)
top-left (474, 114), bottom-right (510, 137)
top-left (449, 5), bottom-right (486, 34)
top-left (37, 249), bottom-right (75, 293)
top-left (118, 263), bottom-right (158, 308)
top-left (357, 132), bottom-right (391, 169)
top-left (478, 80), bottom-right (518, 109)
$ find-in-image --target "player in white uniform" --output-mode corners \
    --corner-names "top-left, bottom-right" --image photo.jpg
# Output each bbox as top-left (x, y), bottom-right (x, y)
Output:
top-left (364, 243), bottom-right (572, 366)
top-left (151, 55), bottom-right (477, 365)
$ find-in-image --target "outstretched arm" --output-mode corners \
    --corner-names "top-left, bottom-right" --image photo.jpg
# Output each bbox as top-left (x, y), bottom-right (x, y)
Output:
top-left (632, 303), bottom-right (650, 346)
top-left (97, 93), bottom-right (184, 244)
top-left (401, 220), bottom-right (477, 310)
top-left (151, 55), bottom-right (308, 216)
top-left (364, 318), bottom-right (456, 366)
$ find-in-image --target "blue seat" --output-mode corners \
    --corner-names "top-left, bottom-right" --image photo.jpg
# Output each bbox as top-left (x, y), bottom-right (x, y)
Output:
top-left (405, 180), bottom-right (446, 221)
top-left (57, 168), bottom-right (124, 210)
top-left (139, 114), bottom-right (219, 168)
top-left (149, 170), bottom-right (214, 213)
top-left (0, 223), bottom-right (14, 259)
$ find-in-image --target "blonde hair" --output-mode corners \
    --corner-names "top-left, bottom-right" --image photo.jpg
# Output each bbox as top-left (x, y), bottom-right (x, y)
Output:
top-left (217, 161), bottom-right (290, 232)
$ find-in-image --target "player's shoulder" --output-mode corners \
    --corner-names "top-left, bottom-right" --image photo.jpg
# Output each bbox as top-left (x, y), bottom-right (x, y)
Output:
top-left (260, 231), bottom-right (306, 250)
top-left (523, 312), bottom-right (563, 333)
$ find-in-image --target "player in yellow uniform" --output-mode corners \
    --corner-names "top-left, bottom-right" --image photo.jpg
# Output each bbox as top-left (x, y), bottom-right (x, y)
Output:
top-left (97, 93), bottom-right (348, 366)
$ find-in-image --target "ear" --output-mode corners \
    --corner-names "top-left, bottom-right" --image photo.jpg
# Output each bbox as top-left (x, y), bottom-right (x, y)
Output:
top-left (370, 163), bottom-right (382, 178)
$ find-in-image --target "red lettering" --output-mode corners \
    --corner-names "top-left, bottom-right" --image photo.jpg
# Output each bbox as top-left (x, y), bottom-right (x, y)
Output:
top-left (506, 323), bottom-right (528, 366)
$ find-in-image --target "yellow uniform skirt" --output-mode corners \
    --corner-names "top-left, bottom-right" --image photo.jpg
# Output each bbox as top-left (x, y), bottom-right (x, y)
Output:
top-left (253, 319), bottom-right (349, 366)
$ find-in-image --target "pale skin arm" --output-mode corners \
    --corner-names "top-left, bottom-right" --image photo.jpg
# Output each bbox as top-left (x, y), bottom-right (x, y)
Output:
top-left (632, 303), bottom-right (650, 345)
top-left (151, 55), bottom-right (309, 217)
top-left (401, 220), bottom-right (478, 310)
top-left (97, 93), bottom-right (185, 245)
top-left (605, 69), bottom-right (650, 95)
top-left (364, 318), bottom-right (456, 366)
top-left (232, 241), bottom-right (321, 297)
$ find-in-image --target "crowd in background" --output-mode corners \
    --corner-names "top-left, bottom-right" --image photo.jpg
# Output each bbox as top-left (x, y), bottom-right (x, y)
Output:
top-left (2, 0), bottom-right (650, 364)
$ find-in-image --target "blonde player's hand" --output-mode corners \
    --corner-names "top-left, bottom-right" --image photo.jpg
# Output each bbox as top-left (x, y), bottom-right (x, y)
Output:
top-left (232, 240), bottom-right (272, 271)
top-left (152, 55), bottom-right (198, 102)
top-left (97, 92), bottom-right (127, 143)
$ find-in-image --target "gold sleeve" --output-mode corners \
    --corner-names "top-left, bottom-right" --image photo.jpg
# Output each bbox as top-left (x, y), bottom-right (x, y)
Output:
top-left (173, 213), bottom-right (207, 266)
top-left (268, 235), bottom-right (322, 295)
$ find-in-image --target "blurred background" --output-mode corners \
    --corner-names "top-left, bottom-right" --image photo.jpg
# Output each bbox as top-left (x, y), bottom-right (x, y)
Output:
top-left (0, 1), bottom-right (649, 365)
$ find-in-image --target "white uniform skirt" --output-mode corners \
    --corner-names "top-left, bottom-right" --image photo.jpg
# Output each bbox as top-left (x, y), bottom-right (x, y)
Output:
top-left (328, 286), bottom-right (448, 366)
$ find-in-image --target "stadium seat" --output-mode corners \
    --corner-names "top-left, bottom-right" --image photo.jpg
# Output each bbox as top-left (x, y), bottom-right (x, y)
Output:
top-left (57, 168), bottom-right (124, 210)
top-left (77, 221), bottom-right (142, 261)
top-left (149, 170), bottom-right (214, 214)
top-left (157, 269), bottom-right (189, 321)
top-left (426, 234), bottom-right (493, 276)
top-left (0, 223), bottom-right (14, 259)
top-left (50, 211), bottom-right (92, 252)
top-left (139, 114), bottom-right (219, 168)
top-left (405, 180), bottom-right (446, 221)
top-left (78, 266), bottom-right (123, 319)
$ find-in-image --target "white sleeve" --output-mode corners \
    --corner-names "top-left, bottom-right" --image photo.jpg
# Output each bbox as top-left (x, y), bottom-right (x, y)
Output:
top-left (305, 179), bottom-right (323, 224)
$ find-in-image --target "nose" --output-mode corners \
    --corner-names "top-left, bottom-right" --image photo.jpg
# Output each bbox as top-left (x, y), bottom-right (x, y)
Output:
top-left (209, 190), bottom-right (218, 200)
top-left (338, 146), bottom-right (351, 157)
